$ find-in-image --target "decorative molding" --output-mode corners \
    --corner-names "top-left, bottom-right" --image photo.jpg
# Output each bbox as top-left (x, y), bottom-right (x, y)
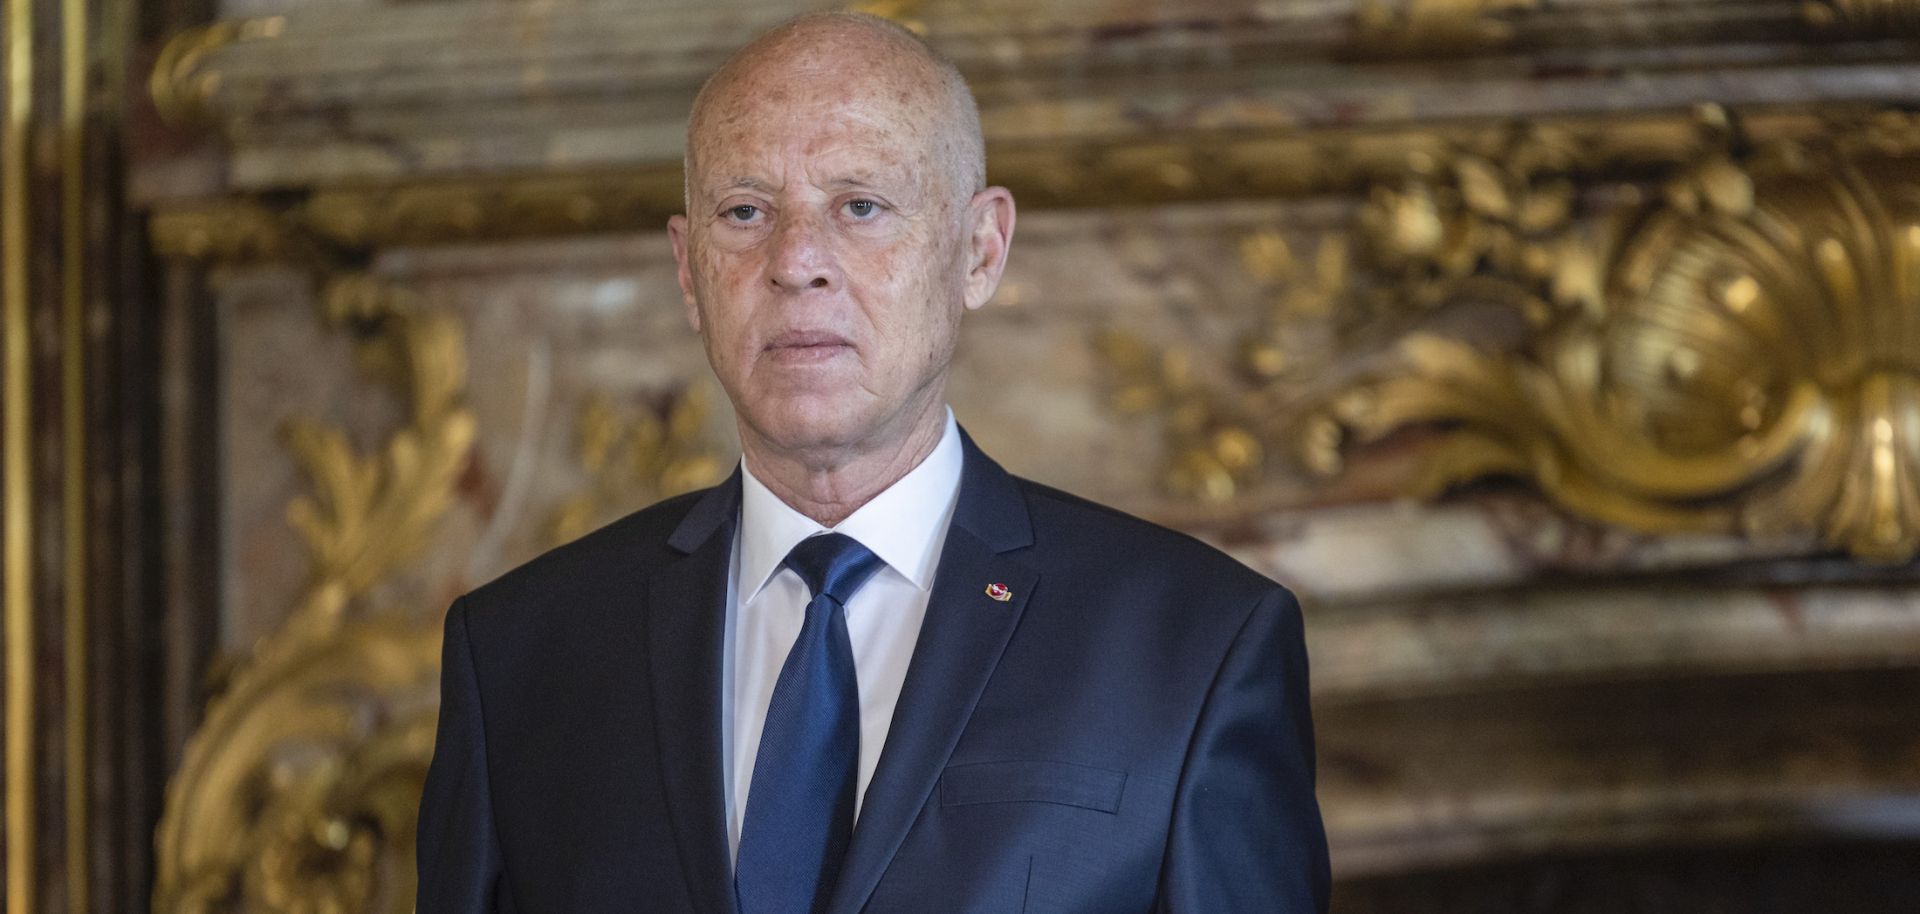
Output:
top-left (152, 275), bottom-right (473, 914)
top-left (135, 0), bottom-right (1919, 197)
top-left (4, 0), bottom-right (36, 902)
top-left (547, 385), bottom-right (725, 548)
top-left (148, 170), bottom-right (686, 260)
top-left (145, 107), bottom-right (1889, 252)
top-left (1100, 109), bottom-right (1920, 563)
top-left (1319, 666), bottom-right (1920, 876)
top-left (1349, 0), bottom-right (1534, 56)
top-left (149, 198), bottom-right (317, 264)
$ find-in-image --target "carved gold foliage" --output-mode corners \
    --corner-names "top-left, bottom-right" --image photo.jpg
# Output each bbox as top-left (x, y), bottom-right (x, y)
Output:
top-left (1335, 117), bottom-right (1920, 561)
top-left (549, 385), bottom-right (725, 546)
top-left (1097, 331), bottom-right (1266, 502)
top-left (1351, 0), bottom-right (1535, 55)
top-left (154, 276), bottom-right (473, 913)
top-left (1095, 126), bottom-right (1594, 498)
top-left (1356, 126), bottom-right (1601, 323)
top-left (1100, 111), bottom-right (1920, 562)
top-left (155, 622), bottom-right (440, 914)
top-left (282, 275), bottom-right (476, 638)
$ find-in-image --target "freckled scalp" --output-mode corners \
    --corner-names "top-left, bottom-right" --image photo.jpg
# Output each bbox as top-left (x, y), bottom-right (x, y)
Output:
top-left (683, 12), bottom-right (986, 210)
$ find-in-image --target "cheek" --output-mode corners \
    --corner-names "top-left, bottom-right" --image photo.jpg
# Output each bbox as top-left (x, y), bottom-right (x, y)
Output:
top-left (693, 244), bottom-right (745, 293)
top-left (691, 249), bottom-right (759, 335)
top-left (884, 244), bottom-right (963, 367)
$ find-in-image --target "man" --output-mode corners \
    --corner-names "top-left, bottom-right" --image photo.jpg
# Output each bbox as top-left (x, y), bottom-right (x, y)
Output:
top-left (417, 12), bottom-right (1328, 914)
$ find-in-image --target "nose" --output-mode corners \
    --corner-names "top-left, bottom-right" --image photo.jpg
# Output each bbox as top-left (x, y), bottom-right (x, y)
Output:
top-left (765, 211), bottom-right (836, 293)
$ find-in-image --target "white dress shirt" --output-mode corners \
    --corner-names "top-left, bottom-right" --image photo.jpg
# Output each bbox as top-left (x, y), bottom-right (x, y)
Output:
top-left (720, 409), bottom-right (964, 861)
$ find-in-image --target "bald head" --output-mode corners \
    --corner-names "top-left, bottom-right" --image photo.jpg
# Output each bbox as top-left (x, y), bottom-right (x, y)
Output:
top-left (685, 12), bottom-right (986, 204)
top-left (666, 12), bottom-right (1016, 484)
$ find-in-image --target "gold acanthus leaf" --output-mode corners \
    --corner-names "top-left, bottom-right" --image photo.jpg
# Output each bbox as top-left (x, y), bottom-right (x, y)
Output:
top-left (155, 276), bottom-right (473, 914)
top-left (281, 285), bottom-right (475, 638)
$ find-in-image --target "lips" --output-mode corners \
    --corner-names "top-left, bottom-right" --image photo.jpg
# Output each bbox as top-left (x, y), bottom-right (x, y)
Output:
top-left (763, 329), bottom-right (854, 363)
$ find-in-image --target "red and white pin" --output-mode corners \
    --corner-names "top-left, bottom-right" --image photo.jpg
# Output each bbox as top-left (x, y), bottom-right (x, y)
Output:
top-left (984, 582), bottom-right (1012, 602)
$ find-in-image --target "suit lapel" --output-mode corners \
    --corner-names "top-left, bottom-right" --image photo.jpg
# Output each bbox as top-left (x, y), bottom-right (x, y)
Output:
top-left (824, 430), bottom-right (1038, 914)
top-left (647, 470), bottom-right (743, 914)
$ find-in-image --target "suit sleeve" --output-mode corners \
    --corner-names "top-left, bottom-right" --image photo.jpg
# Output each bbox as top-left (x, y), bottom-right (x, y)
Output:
top-left (1155, 586), bottom-right (1331, 913)
top-left (417, 598), bottom-right (508, 913)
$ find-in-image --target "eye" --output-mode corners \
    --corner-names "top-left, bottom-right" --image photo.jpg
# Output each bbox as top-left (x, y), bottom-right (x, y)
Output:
top-left (724, 204), bottom-right (761, 223)
top-left (844, 199), bottom-right (879, 219)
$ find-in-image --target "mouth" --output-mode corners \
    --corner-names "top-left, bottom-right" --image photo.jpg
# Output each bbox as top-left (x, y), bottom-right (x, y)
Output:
top-left (763, 330), bottom-right (854, 363)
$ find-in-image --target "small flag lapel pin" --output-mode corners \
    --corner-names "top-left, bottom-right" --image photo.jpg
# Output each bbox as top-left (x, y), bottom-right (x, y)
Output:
top-left (984, 582), bottom-right (1012, 602)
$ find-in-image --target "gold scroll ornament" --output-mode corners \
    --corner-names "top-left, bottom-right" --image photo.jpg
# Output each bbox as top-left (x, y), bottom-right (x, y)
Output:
top-left (1105, 111), bottom-right (1920, 563)
top-left (153, 276), bottom-right (474, 914)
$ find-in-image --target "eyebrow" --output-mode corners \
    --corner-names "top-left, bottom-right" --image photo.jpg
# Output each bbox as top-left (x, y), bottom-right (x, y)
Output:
top-left (704, 173), bottom-right (901, 197)
top-left (709, 176), bottom-right (773, 195)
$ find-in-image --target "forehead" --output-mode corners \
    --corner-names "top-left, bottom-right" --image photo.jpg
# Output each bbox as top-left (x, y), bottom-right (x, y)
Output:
top-left (690, 88), bottom-right (938, 189)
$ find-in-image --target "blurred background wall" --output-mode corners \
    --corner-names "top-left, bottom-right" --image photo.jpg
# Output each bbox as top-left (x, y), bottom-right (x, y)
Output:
top-left (4, 0), bottom-right (1920, 911)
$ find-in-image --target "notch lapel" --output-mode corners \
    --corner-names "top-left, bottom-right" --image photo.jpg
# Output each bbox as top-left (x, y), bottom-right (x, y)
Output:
top-left (648, 470), bottom-right (744, 914)
top-left (824, 430), bottom-right (1038, 914)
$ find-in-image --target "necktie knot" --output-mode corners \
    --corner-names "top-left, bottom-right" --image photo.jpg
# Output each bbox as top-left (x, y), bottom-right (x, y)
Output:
top-left (783, 532), bottom-right (885, 606)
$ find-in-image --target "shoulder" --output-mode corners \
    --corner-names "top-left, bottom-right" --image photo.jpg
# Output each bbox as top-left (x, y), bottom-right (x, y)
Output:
top-left (1011, 476), bottom-right (1286, 610)
top-left (453, 484), bottom-right (712, 621)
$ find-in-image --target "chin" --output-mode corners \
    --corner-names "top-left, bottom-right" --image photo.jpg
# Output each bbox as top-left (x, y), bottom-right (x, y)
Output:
top-left (745, 393), bottom-right (877, 453)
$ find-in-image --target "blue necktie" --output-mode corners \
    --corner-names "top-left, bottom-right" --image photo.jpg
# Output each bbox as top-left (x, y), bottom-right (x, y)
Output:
top-left (735, 532), bottom-right (884, 914)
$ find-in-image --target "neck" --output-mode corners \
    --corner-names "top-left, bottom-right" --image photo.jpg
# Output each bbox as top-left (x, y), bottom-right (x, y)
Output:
top-left (741, 400), bottom-right (949, 527)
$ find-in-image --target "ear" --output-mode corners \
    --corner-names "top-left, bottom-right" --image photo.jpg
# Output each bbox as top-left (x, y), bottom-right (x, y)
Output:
top-left (961, 187), bottom-right (1016, 311)
top-left (667, 213), bottom-right (702, 332)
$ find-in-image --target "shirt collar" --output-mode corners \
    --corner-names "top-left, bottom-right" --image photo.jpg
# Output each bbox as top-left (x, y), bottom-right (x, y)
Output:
top-left (737, 408), bottom-right (963, 604)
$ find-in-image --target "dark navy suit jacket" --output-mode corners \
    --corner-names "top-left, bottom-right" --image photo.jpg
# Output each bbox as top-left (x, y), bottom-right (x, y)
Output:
top-left (417, 428), bottom-right (1330, 913)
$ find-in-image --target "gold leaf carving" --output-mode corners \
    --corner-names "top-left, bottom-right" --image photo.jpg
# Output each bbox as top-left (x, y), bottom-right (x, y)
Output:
top-left (1096, 331), bottom-right (1263, 502)
top-left (154, 276), bottom-right (473, 913)
top-left (280, 276), bottom-right (475, 640)
top-left (1356, 126), bottom-right (1594, 320)
top-left (1331, 121), bottom-right (1920, 560)
top-left (1099, 111), bottom-right (1920, 562)
top-left (548, 385), bottom-right (725, 547)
